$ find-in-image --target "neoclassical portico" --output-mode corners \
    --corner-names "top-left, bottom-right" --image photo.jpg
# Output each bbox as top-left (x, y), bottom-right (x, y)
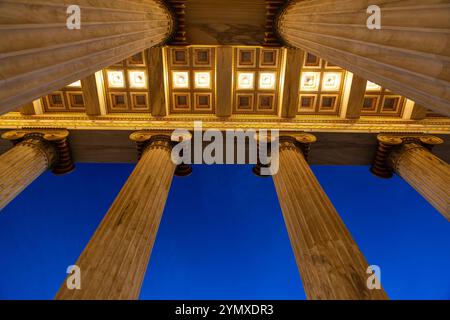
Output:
top-left (52, 130), bottom-right (388, 300)
top-left (0, 0), bottom-right (448, 301)
top-left (0, 128), bottom-right (448, 300)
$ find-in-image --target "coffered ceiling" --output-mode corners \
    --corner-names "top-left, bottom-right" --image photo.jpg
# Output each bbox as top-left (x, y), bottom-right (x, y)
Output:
top-left (14, 46), bottom-right (445, 122)
top-left (166, 46), bottom-right (217, 114)
top-left (298, 53), bottom-right (346, 116)
top-left (233, 47), bottom-right (283, 115)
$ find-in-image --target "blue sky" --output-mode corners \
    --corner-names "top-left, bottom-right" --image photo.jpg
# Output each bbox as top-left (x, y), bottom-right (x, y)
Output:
top-left (0, 164), bottom-right (448, 300)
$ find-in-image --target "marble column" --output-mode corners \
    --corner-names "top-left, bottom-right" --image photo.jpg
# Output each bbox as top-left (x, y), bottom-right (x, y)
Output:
top-left (56, 134), bottom-right (177, 300)
top-left (0, 135), bottom-right (57, 211)
top-left (272, 135), bottom-right (388, 300)
top-left (388, 142), bottom-right (450, 221)
top-left (0, 0), bottom-right (174, 114)
top-left (276, 0), bottom-right (450, 116)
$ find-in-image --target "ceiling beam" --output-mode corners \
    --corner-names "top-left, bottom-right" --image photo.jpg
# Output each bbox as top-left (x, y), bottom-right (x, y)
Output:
top-left (18, 100), bottom-right (43, 116)
top-left (280, 48), bottom-right (303, 118)
top-left (18, 103), bottom-right (35, 116)
top-left (403, 99), bottom-right (428, 120)
top-left (81, 74), bottom-right (104, 116)
top-left (342, 74), bottom-right (367, 120)
top-left (185, 0), bottom-right (266, 45)
top-left (403, 102), bottom-right (428, 121)
top-left (410, 103), bottom-right (428, 120)
top-left (216, 47), bottom-right (234, 117)
top-left (148, 47), bottom-right (167, 117)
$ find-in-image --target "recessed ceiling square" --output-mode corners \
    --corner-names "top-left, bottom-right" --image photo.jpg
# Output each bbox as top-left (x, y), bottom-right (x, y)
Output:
top-left (173, 71), bottom-right (190, 89)
top-left (237, 72), bottom-right (255, 90)
top-left (322, 72), bottom-right (342, 91)
top-left (107, 70), bottom-right (125, 88)
top-left (300, 72), bottom-right (320, 91)
top-left (259, 72), bottom-right (276, 90)
top-left (128, 70), bottom-right (147, 89)
top-left (194, 71), bottom-right (211, 89)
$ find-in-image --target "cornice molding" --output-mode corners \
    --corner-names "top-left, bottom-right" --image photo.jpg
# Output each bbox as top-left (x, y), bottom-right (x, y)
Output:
top-left (0, 114), bottom-right (448, 134)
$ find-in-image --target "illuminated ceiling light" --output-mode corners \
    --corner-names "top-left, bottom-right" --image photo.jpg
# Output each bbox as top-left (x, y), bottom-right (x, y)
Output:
top-left (366, 81), bottom-right (381, 91)
top-left (259, 72), bottom-right (276, 90)
top-left (194, 72), bottom-right (211, 89)
top-left (128, 70), bottom-right (147, 89)
top-left (300, 72), bottom-right (320, 91)
top-left (237, 72), bottom-right (255, 90)
top-left (322, 72), bottom-right (342, 91)
top-left (107, 70), bottom-right (125, 88)
top-left (67, 80), bottom-right (81, 88)
top-left (173, 71), bottom-right (189, 89)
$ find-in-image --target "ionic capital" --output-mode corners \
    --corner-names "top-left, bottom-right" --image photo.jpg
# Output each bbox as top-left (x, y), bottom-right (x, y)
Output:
top-left (1, 129), bottom-right (74, 174)
top-left (371, 134), bottom-right (444, 178)
top-left (253, 132), bottom-right (317, 177)
top-left (130, 130), bottom-right (193, 176)
top-left (279, 133), bottom-right (317, 159)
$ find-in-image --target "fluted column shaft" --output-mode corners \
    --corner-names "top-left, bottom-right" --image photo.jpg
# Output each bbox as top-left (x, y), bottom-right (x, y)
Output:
top-left (389, 143), bottom-right (450, 220)
top-left (56, 136), bottom-right (176, 300)
top-left (272, 137), bottom-right (388, 300)
top-left (277, 0), bottom-right (450, 116)
top-left (0, 0), bottom-right (174, 114)
top-left (0, 138), bottom-right (56, 210)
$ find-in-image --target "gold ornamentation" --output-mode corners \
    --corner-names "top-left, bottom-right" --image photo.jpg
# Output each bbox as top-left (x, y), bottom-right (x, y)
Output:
top-left (1, 129), bottom-right (69, 142)
top-left (291, 132), bottom-right (317, 144)
top-left (377, 134), bottom-right (403, 146)
top-left (0, 113), bottom-right (449, 133)
top-left (419, 136), bottom-right (444, 146)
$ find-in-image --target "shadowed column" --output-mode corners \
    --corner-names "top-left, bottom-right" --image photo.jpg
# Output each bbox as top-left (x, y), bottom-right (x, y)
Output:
top-left (1, 129), bottom-right (73, 211)
top-left (272, 135), bottom-right (388, 300)
top-left (56, 134), bottom-right (177, 300)
top-left (388, 141), bottom-right (450, 220)
top-left (0, 136), bottom-right (56, 211)
top-left (276, 0), bottom-right (450, 116)
top-left (0, 0), bottom-right (174, 114)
